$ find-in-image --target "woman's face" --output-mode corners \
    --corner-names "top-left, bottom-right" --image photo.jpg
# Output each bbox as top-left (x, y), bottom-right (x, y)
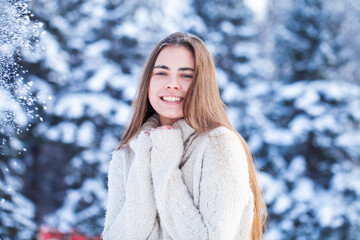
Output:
top-left (148, 46), bottom-right (194, 126)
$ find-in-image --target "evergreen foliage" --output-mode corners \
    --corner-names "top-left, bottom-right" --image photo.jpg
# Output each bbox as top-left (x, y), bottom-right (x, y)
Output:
top-left (259, 0), bottom-right (360, 238)
top-left (0, 0), bottom-right (359, 239)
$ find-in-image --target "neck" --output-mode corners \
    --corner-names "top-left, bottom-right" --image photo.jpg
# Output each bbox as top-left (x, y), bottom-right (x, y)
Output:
top-left (159, 116), bottom-right (180, 126)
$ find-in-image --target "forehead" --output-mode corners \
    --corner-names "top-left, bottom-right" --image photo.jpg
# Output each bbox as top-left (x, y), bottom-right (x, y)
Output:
top-left (155, 46), bottom-right (194, 67)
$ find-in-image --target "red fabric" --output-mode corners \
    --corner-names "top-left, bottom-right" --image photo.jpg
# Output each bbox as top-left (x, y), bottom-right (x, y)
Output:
top-left (37, 226), bottom-right (101, 240)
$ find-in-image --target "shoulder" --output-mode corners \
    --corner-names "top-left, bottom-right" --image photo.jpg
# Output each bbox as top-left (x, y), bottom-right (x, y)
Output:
top-left (204, 127), bottom-right (247, 164)
top-left (207, 127), bottom-right (243, 148)
top-left (109, 146), bottom-right (131, 171)
top-left (201, 127), bottom-right (251, 189)
top-left (208, 126), bottom-right (237, 138)
top-left (111, 147), bottom-right (127, 162)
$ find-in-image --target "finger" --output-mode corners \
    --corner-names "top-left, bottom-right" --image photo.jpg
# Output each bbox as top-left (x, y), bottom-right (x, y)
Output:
top-left (157, 125), bottom-right (173, 130)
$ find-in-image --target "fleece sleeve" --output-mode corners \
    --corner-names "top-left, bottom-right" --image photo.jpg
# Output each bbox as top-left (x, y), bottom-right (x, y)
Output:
top-left (102, 132), bottom-right (158, 240)
top-left (149, 129), bottom-right (253, 240)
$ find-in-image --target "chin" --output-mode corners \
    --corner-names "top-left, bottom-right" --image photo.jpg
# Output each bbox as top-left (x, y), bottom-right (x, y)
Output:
top-left (159, 112), bottom-right (183, 124)
top-left (165, 113), bottom-right (183, 119)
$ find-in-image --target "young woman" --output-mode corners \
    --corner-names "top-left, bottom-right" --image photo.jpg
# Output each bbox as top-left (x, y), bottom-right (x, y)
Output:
top-left (103, 32), bottom-right (267, 240)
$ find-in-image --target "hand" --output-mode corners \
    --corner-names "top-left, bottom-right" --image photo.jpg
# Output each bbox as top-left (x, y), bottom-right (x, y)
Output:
top-left (146, 125), bottom-right (174, 136)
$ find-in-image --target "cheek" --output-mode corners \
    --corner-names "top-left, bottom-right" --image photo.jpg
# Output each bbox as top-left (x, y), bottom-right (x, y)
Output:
top-left (183, 81), bottom-right (192, 94)
top-left (148, 78), bottom-right (155, 95)
top-left (148, 79), bottom-right (159, 104)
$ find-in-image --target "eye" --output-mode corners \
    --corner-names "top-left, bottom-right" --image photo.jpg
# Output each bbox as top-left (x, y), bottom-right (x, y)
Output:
top-left (154, 72), bottom-right (166, 76)
top-left (182, 74), bottom-right (193, 79)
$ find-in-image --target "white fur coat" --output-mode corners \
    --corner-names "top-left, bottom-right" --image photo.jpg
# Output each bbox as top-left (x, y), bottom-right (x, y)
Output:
top-left (102, 114), bottom-right (254, 240)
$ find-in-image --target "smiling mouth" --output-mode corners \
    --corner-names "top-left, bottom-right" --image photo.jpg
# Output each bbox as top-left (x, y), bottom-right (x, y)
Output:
top-left (160, 96), bottom-right (184, 103)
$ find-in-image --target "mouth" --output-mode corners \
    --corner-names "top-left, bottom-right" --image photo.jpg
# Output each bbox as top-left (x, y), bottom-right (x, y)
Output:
top-left (160, 96), bottom-right (184, 103)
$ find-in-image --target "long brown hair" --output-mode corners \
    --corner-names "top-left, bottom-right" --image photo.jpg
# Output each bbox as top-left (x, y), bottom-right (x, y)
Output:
top-left (117, 32), bottom-right (267, 239)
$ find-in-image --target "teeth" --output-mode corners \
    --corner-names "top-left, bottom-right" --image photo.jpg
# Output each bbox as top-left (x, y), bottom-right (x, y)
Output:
top-left (162, 96), bottom-right (182, 102)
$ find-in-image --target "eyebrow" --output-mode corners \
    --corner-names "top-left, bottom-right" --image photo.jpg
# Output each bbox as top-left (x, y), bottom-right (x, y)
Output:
top-left (154, 65), bottom-right (194, 72)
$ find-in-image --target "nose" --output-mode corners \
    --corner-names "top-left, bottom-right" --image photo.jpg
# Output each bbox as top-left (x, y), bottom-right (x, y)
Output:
top-left (165, 77), bottom-right (180, 90)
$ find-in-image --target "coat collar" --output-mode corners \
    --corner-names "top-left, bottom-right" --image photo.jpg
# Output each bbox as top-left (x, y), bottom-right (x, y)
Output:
top-left (129, 114), bottom-right (196, 151)
top-left (140, 113), bottom-right (161, 132)
top-left (173, 117), bottom-right (197, 143)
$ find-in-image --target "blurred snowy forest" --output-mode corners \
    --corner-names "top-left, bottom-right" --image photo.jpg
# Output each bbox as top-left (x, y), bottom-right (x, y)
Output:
top-left (1, 0), bottom-right (360, 239)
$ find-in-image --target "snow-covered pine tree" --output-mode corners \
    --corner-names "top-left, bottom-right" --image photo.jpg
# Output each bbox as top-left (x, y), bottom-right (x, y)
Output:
top-left (0, 131), bottom-right (37, 239)
top-left (192, 0), bottom-right (256, 86)
top-left (273, 0), bottom-right (348, 83)
top-left (0, 0), bottom-right (39, 238)
top-left (20, 0), bottom-right (144, 236)
top-left (190, 0), bottom-right (271, 139)
top-left (22, 0), bottom-right (195, 237)
top-left (336, 1), bottom-right (360, 84)
top-left (260, 0), bottom-right (360, 239)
